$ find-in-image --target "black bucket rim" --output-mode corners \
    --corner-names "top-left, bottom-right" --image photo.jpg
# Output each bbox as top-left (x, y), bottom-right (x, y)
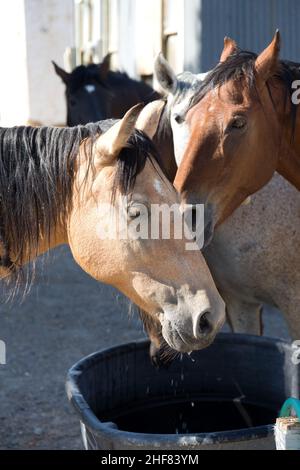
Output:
top-left (66, 333), bottom-right (290, 447)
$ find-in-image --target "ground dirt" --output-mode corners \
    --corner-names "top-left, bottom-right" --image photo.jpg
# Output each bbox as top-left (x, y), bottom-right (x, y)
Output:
top-left (0, 247), bottom-right (290, 449)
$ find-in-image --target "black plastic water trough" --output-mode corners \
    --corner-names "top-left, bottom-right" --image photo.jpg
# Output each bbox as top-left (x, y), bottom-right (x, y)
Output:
top-left (66, 334), bottom-right (299, 450)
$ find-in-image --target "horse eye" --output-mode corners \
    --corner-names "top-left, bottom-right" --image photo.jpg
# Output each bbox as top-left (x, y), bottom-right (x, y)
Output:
top-left (174, 114), bottom-right (184, 124)
top-left (229, 116), bottom-right (247, 131)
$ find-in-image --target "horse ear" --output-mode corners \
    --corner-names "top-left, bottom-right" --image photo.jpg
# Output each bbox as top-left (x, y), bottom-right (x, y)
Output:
top-left (98, 53), bottom-right (112, 81)
top-left (220, 37), bottom-right (238, 62)
top-left (154, 53), bottom-right (178, 95)
top-left (255, 30), bottom-right (281, 83)
top-left (197, 71), bottom-right (210, 81)
top-left (52, 61), bottom-right (70, 84)
top-left (96, 103), bottom-right (144, 164)
top-left (136, 100), bottom-right (165, 139)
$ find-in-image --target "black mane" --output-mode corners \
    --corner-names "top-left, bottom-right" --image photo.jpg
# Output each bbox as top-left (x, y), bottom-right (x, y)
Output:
top-left (0, 121), bottom-right (158, 290)
top-left (187, 49), bottom-right (300, 133)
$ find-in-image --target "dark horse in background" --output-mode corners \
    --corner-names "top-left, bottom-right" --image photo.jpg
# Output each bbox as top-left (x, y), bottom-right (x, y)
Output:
top-left (53, 54), bottom-right (160, 126)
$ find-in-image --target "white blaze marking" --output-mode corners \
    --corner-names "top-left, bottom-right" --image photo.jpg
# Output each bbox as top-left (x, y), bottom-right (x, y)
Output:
top-left (169, 73), bottom-right (210, 166)
top-left (171, 99), bottom-right (191, 166)
top-left (173, 122), bottom-right (190, 166)
top-left (85, 84), bottom-right (96, 94)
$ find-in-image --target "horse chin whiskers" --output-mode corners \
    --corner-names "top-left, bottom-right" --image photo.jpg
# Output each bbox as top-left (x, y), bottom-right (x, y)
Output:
top-left (162, 323), bottom-right (193, 353)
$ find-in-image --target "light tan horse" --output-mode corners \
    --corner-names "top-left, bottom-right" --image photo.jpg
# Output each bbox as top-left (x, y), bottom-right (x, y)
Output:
top-left (0, 105), bottom-right (225, 353)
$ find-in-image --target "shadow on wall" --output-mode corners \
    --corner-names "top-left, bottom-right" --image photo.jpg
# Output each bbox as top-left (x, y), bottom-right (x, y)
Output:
top-left (186, 0), bottom-right (300, 73)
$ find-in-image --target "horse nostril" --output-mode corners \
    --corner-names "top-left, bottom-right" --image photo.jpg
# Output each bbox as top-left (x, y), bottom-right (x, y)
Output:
top-left (195, 311), bottom-right (213, 338)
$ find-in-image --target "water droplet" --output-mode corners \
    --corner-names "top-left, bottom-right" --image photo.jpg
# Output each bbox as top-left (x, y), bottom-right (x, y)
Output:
top-left (187, 352), bottom-right (196, 362)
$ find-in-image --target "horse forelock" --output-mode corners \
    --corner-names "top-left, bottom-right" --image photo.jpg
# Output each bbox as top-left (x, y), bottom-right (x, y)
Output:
top-left (186, 50), bottom-right (257, 112)
top-left (186, 49), bottom-right (300, 134)
top-left (111, 129), bottom-right (162, 203)
top-left (67, 64), bottom-right (111, 92)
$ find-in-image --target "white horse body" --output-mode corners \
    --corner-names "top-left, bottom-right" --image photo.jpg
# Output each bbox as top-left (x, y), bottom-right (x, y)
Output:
top-left (205, 173), bottom-right (300, 338)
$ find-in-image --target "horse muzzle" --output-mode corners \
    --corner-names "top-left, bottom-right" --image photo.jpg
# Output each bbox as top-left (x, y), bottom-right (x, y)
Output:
top-left (160, 305), bottom-right (225, 353)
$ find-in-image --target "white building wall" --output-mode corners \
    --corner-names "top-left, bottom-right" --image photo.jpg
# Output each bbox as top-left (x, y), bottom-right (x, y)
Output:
top-left (117, 0), bottom-right (137, 77)
top-left (135, 0), bottom-right (162, 76)
top-left (116, 0), bottom-right (162, 79)
top-left (116, 0), bottom-right (185, 82)
top-left (0, 0), bottom-right (74, 127)
top-left (25, 0), bottom-right (74, 126)
top-left (0, 1), bottom-right (29, 127)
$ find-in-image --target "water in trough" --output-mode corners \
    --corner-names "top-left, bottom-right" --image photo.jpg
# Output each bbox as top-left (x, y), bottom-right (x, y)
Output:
top-left (102, 398), bottom-right (277, 434)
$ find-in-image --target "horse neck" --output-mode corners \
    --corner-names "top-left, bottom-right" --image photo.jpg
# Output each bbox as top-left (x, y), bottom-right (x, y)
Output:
top-left (277, 136), bottom-right (300, 190)
top-left (8, 212), bottom-right (68, 272)
top-left (37, 225), bottom-right (68, 256)
top-left (0, 212), bottom-right (67, 284)
top-left (260, 74), bottom-right (300, 190)
top-left (0, 125), bottom-right (83, 272)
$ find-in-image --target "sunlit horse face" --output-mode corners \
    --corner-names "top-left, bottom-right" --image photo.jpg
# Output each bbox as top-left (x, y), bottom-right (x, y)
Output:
top-left (53, 56), bottom-right (113, 126)
top-left (68, 105), bottom-right (225, 353)
top-left (156, 34), bottom-right (284, 245)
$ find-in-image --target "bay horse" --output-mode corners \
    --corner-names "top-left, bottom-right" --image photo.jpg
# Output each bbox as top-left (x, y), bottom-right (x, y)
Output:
top-left (53, 54), bottom-right (159, 126)
top-left (170, 32), bottom-right (300, 245)
top-left (139, 58), bottom-right (300, 363)
top-left (0, 104), bottom-right (225, 353)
